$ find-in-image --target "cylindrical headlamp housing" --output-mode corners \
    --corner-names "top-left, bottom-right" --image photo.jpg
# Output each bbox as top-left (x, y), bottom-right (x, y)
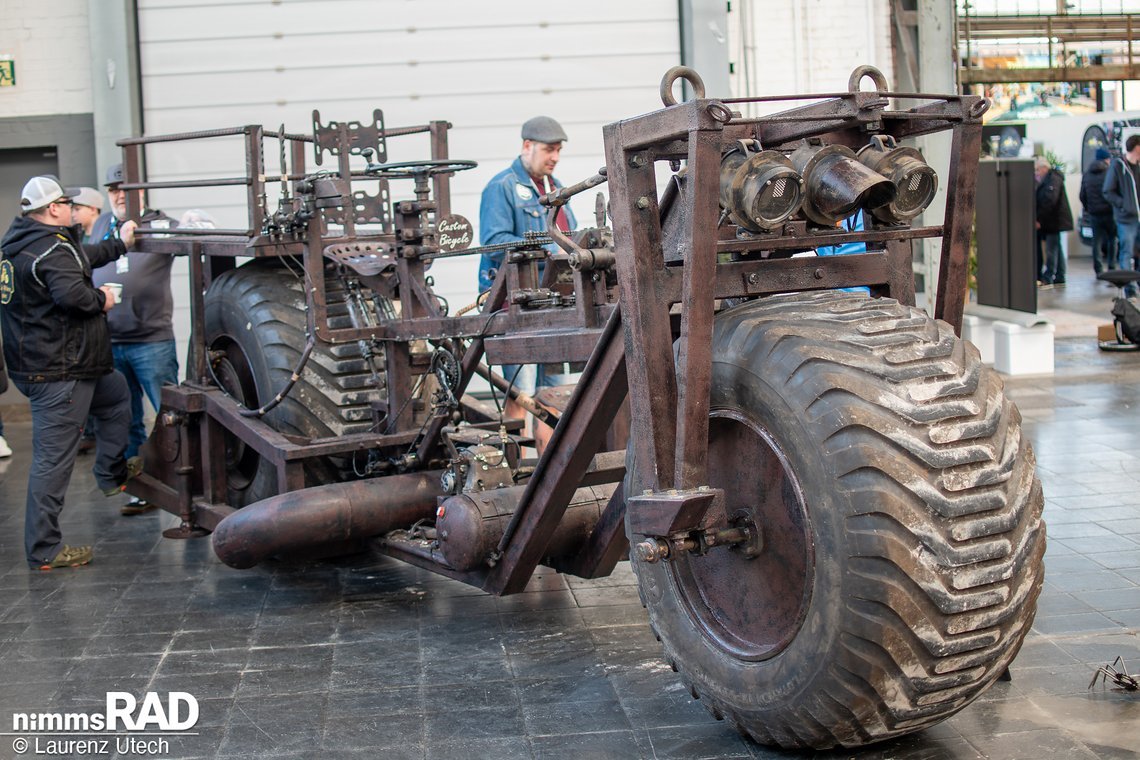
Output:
top-left (789, 139), bottom-right (896, 227)
top-left (856, 135), bottom-right (938, 224)
top-left (719, 148), bottom-right (805, 232)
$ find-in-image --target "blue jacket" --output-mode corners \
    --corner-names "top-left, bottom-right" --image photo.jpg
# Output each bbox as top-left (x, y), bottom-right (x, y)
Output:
top-left (478, 156), bottom-right (577, 292)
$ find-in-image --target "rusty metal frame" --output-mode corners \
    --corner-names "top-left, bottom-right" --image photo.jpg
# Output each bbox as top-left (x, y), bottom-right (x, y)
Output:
top-left (124, 74), bottom-right (984, 596)
top-left (602, 83), bottom-right (984, 513)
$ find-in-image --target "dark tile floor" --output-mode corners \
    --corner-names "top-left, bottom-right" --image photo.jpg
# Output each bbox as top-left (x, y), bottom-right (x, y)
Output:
top-left (2, 263), bottom-right (1139, 759)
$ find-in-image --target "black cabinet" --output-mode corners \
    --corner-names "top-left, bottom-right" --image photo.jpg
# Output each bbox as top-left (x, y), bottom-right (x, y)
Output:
top-left (975, 158), bottom-right (1037, 313)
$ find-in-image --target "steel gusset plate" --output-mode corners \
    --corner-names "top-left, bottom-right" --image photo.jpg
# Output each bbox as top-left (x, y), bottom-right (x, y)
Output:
top-left (312, 109), bottom-right (388, 165)
top-left (323, 187), bottom-right (392, 227)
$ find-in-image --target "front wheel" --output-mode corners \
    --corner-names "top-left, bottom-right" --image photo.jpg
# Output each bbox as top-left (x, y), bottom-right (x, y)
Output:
top-left (631, 292), bottom-right (1045, 749)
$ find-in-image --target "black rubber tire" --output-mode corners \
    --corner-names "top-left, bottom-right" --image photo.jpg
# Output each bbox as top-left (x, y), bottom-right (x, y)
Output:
top-left (204, 259), bottom-right (383, 507)
top-left (630, 291), bottom-right (1045, 749)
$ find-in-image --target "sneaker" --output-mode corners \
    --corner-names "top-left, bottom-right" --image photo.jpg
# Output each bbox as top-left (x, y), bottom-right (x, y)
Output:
top-left (77, 436), bottom-right (95, 455)
top-left (37, 545), bottom-right (93, 570)
top-left (120, 497), bottom-right (155, 516)
top-left (101, 455), bottom-right (144, 497)
top-left (0, 435), bottom-right (11, 458)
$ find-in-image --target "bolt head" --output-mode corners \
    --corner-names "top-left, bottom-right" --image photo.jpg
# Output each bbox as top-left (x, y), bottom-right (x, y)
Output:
top-left (636, 196), bottom-right (651, 210)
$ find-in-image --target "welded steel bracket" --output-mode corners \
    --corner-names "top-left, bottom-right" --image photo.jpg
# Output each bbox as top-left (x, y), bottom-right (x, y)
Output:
top-left (626, 487), bottom-right (721, 538)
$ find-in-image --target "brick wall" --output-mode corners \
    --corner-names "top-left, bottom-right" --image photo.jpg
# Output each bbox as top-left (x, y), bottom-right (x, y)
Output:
top-left (0, 0), bottom-right (93, 117)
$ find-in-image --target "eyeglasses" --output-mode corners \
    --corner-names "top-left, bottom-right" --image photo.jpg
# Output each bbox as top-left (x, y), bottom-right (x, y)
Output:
top-left (52, 199), bottom-right (74, 206)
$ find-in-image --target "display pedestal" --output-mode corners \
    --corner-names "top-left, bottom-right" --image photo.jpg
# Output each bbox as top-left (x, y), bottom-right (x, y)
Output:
top-left (993, 321), bottom-right (1055, 376)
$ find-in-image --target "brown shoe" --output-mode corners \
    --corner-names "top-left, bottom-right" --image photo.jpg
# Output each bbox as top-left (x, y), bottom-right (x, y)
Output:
top-left (77, 437), bottom-right (95, 455)
top-left (120, 497), bottom-right (156, 516)
top-left (37, 545), bottom-right (93, 570)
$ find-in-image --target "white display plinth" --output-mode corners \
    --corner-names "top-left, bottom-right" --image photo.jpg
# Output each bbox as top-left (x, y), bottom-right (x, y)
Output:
top-left (961, 315), bottom-right (995, 364)
top-left (992, 321), bottom-right (1055, 376)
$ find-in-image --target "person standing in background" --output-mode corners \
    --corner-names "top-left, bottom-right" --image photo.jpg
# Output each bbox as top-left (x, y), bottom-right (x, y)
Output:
top-left (71, 187), bottom-right (104, 244)
top-left (478, 117), bottom-right (578, 440)
top-left (1035, 156), bottom-right (1073, 288)
top-left (1102, 134), bottom-right (1140, 297)
top-left (1079, 147), bottom-right (1116, 276)
top-left (89, 163), bottom-right (179, 515)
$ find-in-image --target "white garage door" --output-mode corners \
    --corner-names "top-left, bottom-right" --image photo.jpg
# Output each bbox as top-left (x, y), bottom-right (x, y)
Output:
top-left (137, 0), bottom-right (681, 311)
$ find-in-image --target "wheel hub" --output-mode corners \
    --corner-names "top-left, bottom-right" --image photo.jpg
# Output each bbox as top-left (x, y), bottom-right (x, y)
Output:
top-left (668, 411), bottom-right (814, 661)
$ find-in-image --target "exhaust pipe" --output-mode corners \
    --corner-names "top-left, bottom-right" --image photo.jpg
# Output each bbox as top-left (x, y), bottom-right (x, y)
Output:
top-left (212, 471), bottom-right (446, 569)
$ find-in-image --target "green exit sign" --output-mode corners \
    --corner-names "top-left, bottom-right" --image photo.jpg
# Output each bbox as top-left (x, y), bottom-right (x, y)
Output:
top-left (0, 58), bottom-right (14, 87)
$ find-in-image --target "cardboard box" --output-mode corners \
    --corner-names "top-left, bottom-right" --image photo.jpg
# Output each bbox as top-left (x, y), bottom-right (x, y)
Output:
top-left (1098, 323), bottom-right (1117, 342)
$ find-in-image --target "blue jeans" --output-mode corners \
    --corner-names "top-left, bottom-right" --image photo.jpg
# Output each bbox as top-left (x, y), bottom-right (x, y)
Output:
top-left (112, 340), bottom-right (179, 459)
top-left (1040, 232), bottom-right (1066, 285)
top-left (1116, 221), bottom-right (1139, 296)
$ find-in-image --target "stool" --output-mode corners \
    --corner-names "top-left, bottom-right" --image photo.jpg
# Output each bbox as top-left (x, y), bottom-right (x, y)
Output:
top-left (1095, 269), bottom-right (1140, 352)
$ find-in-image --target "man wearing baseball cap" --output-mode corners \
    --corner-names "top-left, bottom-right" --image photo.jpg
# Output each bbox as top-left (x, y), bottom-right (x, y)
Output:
top-left (477, 116), bottom-right (579, 446)
top-left (90, 163), bottom-right (179, 515)
top-left (71, 186), bottom-right (104, 244)
top-left (1, 175), bottom-right (139, 570)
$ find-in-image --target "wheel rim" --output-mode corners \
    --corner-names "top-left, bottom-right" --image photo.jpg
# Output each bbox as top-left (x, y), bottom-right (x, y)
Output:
top-left (669, 410), bottom-right (814, 660)
top-left (210, 339), bottom-right (261, 492)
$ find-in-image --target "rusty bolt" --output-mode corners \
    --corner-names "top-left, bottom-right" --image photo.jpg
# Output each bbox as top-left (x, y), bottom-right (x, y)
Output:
top-left (814, 268), bottom-right (824, 280)
top-left (634, 539), bottom-right (670, 564)
top-left (746, 272), bottom-right (760, 285)
top-left (629, 154), bottom-right (648, 169)
top-left (636, 196), bottom-right (651, 210)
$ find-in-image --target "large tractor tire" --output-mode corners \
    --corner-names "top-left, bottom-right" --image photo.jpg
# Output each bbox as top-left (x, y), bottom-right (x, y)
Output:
top-left (204, 259), bottom-right (382, 507)
top-left (631, 292), bottom-right (1045, 749)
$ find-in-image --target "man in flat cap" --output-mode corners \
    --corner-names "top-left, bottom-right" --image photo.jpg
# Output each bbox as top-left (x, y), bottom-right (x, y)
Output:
top-left (477, 116), bottom-right (579, 435)
top-left (89, 164), bottom-right (179, 514)
top-left (478, 116), bottom-right (577, 292)
top-left (1, 175), bottom-right (139, 569)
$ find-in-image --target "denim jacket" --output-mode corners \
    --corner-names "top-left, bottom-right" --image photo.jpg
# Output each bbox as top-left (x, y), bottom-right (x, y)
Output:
top-left (478, 156), bottom-right (577, 292)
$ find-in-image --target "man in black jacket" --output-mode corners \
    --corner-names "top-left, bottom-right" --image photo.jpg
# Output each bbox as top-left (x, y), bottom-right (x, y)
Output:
top-left (1035, 157), bottom-right (1074, 287)
top-left (1102, 134), bottom-right (1140, 297)
top-left (0, 175), bottom-right (139, 570)
top-left (1080, 147), bottom-right (1117, 275)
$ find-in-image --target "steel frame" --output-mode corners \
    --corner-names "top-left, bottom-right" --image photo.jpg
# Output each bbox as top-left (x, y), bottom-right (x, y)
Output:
top-left (124, 74), bottom-right (984, 595)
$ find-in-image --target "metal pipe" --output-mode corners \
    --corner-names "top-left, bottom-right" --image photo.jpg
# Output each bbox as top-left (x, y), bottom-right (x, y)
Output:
top-left (212, 470), bottom-right (447, 569)
top-left (474, 363), bottom-right (559, 427)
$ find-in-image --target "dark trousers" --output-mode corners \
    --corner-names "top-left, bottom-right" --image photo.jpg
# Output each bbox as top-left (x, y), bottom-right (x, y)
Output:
top-left (1090, 214), bottom-right (1117, 274)
top-left (15, 371), bottom-right (130, 566)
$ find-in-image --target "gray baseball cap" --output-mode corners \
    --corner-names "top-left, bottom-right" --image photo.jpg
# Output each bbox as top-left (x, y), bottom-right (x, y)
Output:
top-left (73, 187), bottom-right (104, 210)
top-left (521, 116), bottom-right (568, 144)
top-left (104, 163), bottom-right (124, 187)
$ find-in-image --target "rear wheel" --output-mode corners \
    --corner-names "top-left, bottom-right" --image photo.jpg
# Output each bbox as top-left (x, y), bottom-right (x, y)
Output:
top-left (204, 259), bottom-right (383, 507)
top-left (631, 292), bottom-right (1045, 749)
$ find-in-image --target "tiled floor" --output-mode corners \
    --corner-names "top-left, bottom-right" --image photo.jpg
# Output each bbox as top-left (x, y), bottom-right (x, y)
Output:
top-left (2, 261), bottom-right (1139, 759)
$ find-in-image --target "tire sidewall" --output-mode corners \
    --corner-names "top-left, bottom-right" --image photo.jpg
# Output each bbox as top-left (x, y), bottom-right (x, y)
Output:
top-left (635, 354), bottom-right (850, 713)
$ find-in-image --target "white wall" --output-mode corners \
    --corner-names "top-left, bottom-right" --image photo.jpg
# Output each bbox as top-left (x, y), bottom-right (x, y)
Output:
top-left (728, 0), bottom-right (895, 113)
top-left (0, 0), bottom-right (94, 117)
top-left (133, 0), bottom-right (682, 365)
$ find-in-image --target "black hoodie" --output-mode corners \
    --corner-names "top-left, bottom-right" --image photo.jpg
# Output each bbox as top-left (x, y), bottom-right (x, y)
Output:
top-left (0, 215), bottom-right (126, 383)
top-left (1080, 159), bottom-right (1113, 218)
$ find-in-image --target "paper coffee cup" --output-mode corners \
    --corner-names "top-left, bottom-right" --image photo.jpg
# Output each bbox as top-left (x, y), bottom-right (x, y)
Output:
top-left (105, 283), bottom-right (123, 300)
